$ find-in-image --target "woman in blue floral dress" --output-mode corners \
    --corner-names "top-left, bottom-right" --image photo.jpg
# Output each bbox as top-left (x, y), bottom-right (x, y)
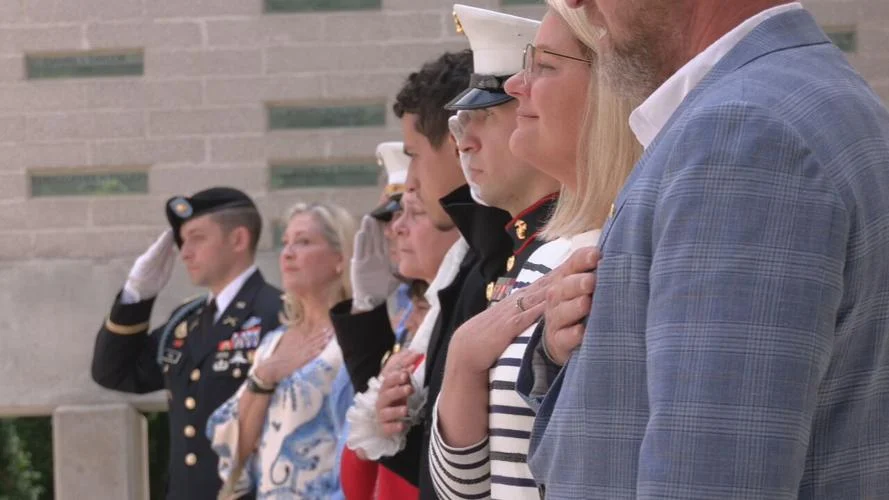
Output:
top-left (207, 202), bottom-right (357, 499)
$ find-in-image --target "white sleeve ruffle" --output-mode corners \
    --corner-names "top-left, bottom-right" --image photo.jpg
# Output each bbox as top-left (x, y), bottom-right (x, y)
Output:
top-left (344, 238), bottom-right (468, 459)
top-left (344, 365), bottom-right (428, 460)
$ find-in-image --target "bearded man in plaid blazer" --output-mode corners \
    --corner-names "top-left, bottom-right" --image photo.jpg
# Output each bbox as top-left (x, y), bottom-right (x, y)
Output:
top-left (518, 1), bottom-right (889, 498)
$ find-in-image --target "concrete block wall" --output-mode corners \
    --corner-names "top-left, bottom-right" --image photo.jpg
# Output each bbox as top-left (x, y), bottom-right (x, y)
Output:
top-left (0, 0), bottom-right (507, 263)
top-left (0, 0), bottom-right (884, 413)
top-left (53, 404), bottom-right (150, 500)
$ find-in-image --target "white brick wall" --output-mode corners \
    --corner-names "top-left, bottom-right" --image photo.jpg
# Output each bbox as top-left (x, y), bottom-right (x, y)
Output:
top-left (0, 0), bottom-right (883, 262)
top-left (0, 1), bottom-right (459, 260)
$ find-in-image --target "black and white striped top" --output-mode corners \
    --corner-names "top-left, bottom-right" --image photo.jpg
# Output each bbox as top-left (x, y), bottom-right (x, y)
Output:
top-left (429, 234), bottom-right (589, 499)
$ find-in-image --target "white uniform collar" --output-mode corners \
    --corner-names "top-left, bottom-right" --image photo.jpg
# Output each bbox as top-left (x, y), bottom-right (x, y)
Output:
top-left (629, 2), bottom-right (803, 149)
top-left (208, 264), bottom-right (258, 321)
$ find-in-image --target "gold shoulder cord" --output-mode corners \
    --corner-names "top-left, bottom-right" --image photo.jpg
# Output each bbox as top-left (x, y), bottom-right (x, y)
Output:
top-left (105, 318), bottom-right (149, 335)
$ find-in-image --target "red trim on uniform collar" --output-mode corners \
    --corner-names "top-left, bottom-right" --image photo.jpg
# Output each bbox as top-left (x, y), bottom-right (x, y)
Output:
top-left (509, 192), bottom-right (560, 257)
top-left (504, 192), bottom-right (560, 231)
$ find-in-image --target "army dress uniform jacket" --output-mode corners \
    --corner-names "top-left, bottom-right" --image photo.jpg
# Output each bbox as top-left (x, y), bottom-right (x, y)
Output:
top-left (91, 270), bottom-right (282, 500)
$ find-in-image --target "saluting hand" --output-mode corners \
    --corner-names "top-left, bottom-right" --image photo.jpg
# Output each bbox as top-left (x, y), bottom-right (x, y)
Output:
top-left (351, 215), bottom-right (400, 312)
top-left (124, 229), bottom-right (177, 301)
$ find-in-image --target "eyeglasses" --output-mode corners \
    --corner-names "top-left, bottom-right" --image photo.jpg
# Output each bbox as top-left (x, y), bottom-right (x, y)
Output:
top-left (522, 43), bottom-right (592, 85)
top-left (460, 108), bottom-right (493, 125)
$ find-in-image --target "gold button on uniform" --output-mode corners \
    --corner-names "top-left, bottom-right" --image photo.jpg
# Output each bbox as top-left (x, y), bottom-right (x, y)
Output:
top-left (185, 397), bottom-right (196, 410)
top-left (185, 453), bottom-right (197, 466)
top-left (486, 282), bottom-right (495, 301)
top-left (184, 425), bottom-right (196, 438)
top-left (190, 369), bottom-right (200, 382)
top-left (233, 368), bottom-right (243, 378)
top-left (506, 255), bottom-right (516, 273)
top-left (514, 220), bottom-right (528, 240)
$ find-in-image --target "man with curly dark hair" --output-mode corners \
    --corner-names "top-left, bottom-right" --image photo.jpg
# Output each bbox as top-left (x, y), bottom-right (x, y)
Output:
top-left (392, 50), bottom-right (476, 232)
top-left (330, 49), bottom-right (514, 499)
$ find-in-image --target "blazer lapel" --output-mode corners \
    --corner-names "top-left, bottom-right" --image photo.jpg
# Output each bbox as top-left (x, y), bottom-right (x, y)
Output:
top-left (715, 9), bottom-right (831, 76)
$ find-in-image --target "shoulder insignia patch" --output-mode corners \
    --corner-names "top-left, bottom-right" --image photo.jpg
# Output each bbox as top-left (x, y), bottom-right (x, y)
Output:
top-left (181, 293), bottom-right (203, 305)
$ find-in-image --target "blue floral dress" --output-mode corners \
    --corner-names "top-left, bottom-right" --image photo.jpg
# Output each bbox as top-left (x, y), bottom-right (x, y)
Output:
top-left (207, 326), bottom-right (344, 499)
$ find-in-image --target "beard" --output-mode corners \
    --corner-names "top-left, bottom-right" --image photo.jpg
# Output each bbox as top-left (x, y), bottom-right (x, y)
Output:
top-left (599, 40), bottom-right (664, 102)
top-left (595, 5), bottom-right (685, 102)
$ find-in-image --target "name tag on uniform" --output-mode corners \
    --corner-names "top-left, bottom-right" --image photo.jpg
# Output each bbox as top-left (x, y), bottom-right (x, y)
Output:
top-left (162, 348), bottom-right (182, 365)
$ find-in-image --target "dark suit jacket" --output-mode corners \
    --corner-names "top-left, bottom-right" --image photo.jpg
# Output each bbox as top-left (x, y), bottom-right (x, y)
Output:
top-left (92, 270), bottom-right (281, 500)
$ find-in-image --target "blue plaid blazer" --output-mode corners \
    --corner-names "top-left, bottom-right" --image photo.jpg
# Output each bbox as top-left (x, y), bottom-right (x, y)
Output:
top-left (519, 9), bottom-right (889, 499)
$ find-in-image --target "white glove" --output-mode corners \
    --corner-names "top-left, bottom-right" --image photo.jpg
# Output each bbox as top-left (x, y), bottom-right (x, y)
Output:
top-left (448, 112), bottom-right (489, 207)
top-left (351, 215), bottom-right (400, 312)
top-left (123, 229), bottom-right (177, 302)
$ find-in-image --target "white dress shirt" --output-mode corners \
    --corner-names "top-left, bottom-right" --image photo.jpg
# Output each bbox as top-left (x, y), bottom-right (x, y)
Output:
top-left (629, 2), bottom-right (803, 149)
top-left (208, 264), bottom-right (258, 322)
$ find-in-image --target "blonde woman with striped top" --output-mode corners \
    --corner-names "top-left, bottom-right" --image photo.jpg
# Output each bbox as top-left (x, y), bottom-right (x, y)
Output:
top-left (429, 2), bottom-right (641, 498)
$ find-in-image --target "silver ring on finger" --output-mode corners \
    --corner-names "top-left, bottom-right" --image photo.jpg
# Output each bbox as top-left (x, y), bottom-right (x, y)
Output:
top-left (516, 295), bottom-right (526, 312)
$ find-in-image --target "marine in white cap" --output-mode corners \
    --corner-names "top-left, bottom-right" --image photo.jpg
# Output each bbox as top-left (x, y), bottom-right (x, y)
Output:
top-left (446, 4), bottom-right (538, 110)
top-left (370, 141), bottom-right (410, 222)
top-left (351, 141), bottom-right (412, 318)
top-left (431, 5), bottom-right (582, 500)
top-left (445, 3), bottom-right (560, 300)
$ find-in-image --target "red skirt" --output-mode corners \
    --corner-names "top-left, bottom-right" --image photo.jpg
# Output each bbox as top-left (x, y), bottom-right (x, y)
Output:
top-left (341, 447), bottom-right (419, 500)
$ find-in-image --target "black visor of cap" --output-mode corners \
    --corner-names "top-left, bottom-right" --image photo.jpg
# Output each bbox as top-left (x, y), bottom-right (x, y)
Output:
top-left (444, 73), bottom-right (515, 111)
top-left (369, 193), bottom-right (403, 222)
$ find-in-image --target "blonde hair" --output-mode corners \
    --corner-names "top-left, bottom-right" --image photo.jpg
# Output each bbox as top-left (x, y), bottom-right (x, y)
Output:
top-left (541, 0), bottom-right (643, 240)
top-left (280, 201), bottom-right (357, 325)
